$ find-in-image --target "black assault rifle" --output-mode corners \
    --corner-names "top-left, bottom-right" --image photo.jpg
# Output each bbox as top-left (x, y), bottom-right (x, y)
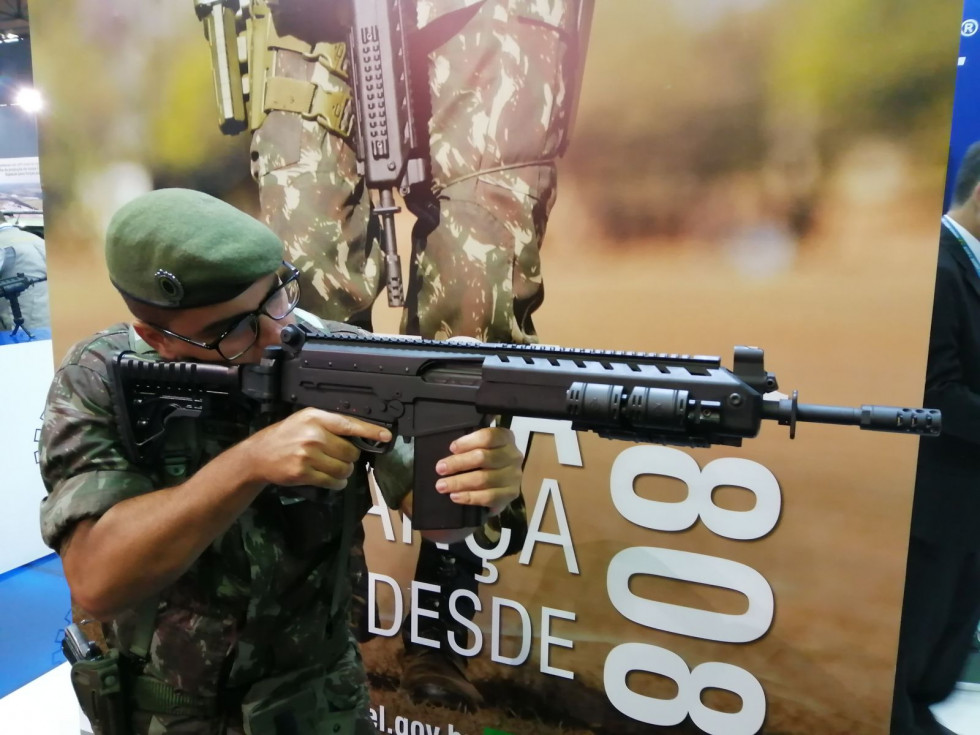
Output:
top-left (111, 325), bottom-right (940, 530)
top-left (349, 0), bottom-right (427, 308)
top-left (0, 272), bottom-right (47, 338)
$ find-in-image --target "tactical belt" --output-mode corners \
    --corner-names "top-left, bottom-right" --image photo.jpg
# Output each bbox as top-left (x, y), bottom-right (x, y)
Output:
top-left (131, 675), bottom-right (219, 718)
top-left (127, 625), bottom-right (350, 718)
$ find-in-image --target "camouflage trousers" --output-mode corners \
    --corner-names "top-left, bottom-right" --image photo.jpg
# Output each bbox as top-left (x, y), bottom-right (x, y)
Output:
top-left (250, 0), bottom-right (581, 342)
top-left (126, 633), bottom-right (373, 735)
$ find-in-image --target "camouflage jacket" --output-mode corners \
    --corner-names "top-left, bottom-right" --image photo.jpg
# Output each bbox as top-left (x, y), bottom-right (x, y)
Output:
top-left (38, 315), bottom-right (411, 697)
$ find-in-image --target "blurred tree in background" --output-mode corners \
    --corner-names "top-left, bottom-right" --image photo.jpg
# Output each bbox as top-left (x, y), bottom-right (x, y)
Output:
top-left (769, 0), bottom-right (957, 159)
top-left (567, 0), bottom-right (960, 242)
top-left (31, 0), bottom-right (251, 257)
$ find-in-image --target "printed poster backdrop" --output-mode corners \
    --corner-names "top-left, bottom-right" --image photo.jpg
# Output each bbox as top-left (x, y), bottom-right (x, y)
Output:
top-left (29, 1), bottom-right (961, 733)
top-left (0, 31), bottom-right (52, 574)
top-left (946, 0), bottom-right (980, 209)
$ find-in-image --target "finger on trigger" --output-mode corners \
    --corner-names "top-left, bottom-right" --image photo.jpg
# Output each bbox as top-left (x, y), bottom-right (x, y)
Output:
top-left (318, 411), bottom-right (392, 443)
top-left (348, 417), bottom-right (391, 443)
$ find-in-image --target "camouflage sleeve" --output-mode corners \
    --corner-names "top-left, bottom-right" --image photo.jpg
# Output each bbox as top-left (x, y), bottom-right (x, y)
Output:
top-left (39, 358), bottom-right (154, 551)
top-left (473, 492), bottom-right (527, 558)
top-left (370, 437), bottom-right (414, 511)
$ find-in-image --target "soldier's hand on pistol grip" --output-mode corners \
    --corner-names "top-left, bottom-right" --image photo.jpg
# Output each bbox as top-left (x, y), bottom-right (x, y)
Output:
top-left (242, 407), bottom-right (392, 490)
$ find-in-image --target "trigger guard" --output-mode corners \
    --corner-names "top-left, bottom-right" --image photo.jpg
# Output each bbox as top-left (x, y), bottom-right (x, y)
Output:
top-left (352, 435), bottom-right (393, 454)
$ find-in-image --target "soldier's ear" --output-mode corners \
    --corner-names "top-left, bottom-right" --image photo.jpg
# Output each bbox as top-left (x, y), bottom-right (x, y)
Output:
top-left (133, 320), bottom-right (171, 356)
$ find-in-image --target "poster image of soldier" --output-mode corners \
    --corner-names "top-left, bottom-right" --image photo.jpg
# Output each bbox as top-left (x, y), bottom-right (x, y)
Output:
top-left (0, 214), bottom-right (49, 344)
top-left (193, 0), bottom-right (591, 716)
top-left (28, 0), bottom-right (962, 733)
top-left (0, 29), bottom-right (48, 346)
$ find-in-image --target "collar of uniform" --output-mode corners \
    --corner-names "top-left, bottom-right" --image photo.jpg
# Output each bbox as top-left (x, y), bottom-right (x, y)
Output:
top-left (943, 214), bottom-right (980, 263)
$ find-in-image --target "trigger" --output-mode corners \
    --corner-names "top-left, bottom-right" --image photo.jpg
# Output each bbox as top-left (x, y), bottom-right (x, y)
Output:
top-left (353, 435), bottom-right (393, 454)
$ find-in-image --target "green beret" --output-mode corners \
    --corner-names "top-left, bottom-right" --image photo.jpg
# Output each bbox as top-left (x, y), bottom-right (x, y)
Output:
top-left (105, 188), bottom-right (283, 309)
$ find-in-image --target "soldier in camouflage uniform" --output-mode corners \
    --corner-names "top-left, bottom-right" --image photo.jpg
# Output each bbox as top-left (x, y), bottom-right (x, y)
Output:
top-left (0, 215), bottom-right (49, 338)
top-left (38, 188), bottom-right (524, 734)
top-left (201, 0), bottom-right (587, 709)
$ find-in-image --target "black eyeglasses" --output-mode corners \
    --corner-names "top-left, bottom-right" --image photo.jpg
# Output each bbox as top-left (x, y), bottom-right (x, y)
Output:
top-left (149, 261), bottom-right (301, 360)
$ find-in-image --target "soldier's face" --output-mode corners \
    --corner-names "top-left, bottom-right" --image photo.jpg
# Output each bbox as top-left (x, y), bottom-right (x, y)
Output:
top-left (153, 273), bottom-right (297, 364)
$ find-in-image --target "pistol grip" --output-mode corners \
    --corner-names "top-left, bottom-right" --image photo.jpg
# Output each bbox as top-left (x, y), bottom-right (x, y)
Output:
top-left (412, 428), bottom-right (488, 531)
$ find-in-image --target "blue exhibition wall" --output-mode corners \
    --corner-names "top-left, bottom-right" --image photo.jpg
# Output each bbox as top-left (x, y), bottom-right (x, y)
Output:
top-left (0, 556), bottom-right (69, 698)
top-left (945, 2), bottom-right (980, 208)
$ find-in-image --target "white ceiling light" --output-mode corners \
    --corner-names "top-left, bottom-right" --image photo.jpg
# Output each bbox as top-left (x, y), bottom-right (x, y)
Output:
top-left (13, 87), bottom-right (43, 113)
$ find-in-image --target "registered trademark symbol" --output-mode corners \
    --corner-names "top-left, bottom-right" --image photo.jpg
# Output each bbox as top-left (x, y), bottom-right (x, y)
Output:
top-left (964, 19), bottom-right (979, 37)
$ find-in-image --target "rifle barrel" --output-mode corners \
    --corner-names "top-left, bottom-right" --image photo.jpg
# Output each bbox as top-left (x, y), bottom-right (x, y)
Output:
top-left (761, 391), bottom-right (940, 438)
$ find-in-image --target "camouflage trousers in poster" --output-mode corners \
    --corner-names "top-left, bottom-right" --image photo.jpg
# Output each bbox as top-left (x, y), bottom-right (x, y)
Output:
top-left (249, 0), bottom-right (582, 342)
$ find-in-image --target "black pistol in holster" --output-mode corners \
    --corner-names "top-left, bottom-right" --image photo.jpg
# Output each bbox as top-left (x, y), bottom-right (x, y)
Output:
top-left (63, 623), bottom-right (127, 734)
